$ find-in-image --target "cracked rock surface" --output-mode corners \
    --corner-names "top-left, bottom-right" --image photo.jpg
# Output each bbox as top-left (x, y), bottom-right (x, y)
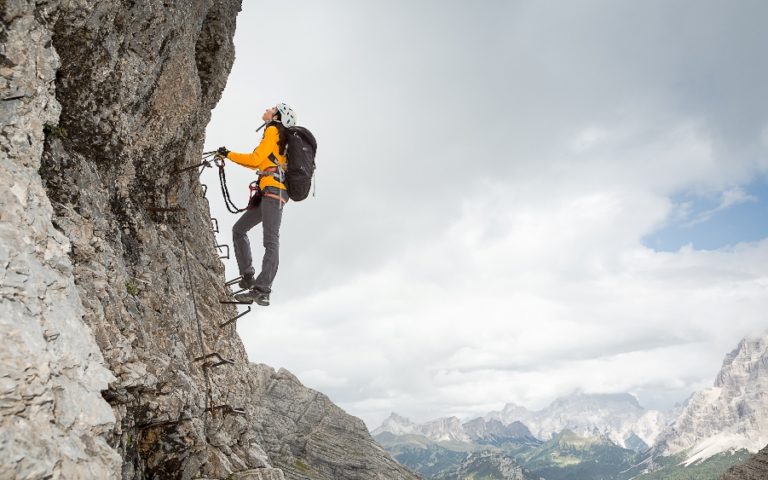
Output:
top-left (250, 365), bottom-right (418, 480)
top-left (1, 1), bottom-right (120, 478)
top-left (2, 1), bottom-right (417, 479)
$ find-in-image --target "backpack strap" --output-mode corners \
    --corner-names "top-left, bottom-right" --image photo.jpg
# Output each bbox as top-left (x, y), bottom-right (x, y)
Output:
top-left (266, 153), bottom-right (286, 182)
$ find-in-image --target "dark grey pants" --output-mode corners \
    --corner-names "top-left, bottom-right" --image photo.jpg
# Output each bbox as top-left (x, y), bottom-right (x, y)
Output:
top-left (232, 190), bottom-right (286, 293)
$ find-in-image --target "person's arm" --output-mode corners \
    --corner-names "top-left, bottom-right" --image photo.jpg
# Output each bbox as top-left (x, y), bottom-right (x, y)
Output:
top-left (226, 126), bottom-right (279, 170)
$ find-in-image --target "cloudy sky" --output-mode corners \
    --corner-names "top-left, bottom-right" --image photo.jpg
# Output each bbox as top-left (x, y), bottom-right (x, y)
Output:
top-left (204, 0), bottom-right (768, 429)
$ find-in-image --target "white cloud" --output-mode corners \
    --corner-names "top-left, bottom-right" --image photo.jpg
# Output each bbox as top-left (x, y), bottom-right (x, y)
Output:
top-left (237, 179), bottom-right (768, 427)
top-left (207, 0), bottom-right (768, 429)
top-left (569, 127), bottom-right (612, 153)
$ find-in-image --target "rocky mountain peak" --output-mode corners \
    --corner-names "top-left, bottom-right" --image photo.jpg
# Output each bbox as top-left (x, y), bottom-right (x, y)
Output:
top-left (653, 332), bottom-right (768, 463)
top-left (373, 412), bottom-right (419, 436)
top-left (389, 412), bottom-right (415, 424)
top-left (715, 335), bottom-right (768, 388)
top-left (463, 418), bottom-right (538, 445)
top-left (498, 402), bottom-right (533, 420)
top-left (419, 416), bottom-right (469, 443)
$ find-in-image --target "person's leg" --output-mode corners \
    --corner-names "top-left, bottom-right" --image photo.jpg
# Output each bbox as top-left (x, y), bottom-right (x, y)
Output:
top-left (253, 197), bottom-right (284, 293)
top-left (232, 206), bottom-right (262, 279)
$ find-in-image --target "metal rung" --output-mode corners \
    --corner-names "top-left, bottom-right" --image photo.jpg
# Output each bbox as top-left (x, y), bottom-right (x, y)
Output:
top-left (193, 352), bottom-right (235, 368)
top-left (211, 218), bottom-right (219, 233)
top-left (209, 405), bottom-right (246, 416)
top-left (225, 276), bottom-right (243, 287)
top-left (171, 159), bottom-right (212, 175)
top-left (215, 244), bottom-right (229, 259)
top-left (220, 306), bottom-right (251, 328)
top-left (200, 184), bottom-right (208, 197)
top-left (220, 300), bottom-right (252, 305)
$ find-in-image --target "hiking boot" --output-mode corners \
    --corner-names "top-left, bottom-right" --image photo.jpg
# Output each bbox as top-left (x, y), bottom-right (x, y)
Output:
top-left (252, 290), bottom-right (270, 306)
top-left (234, 289), bottom-right (270, 306)
top-left (238, 274), bottom-right (258, 290)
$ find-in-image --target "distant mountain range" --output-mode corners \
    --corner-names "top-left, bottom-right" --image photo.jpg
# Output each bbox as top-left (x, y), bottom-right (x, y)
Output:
top-left (374, 391), bottom-right (670, 454)
top-left (373, 413), bottom-right (539, 446)
top-left (485, 392), bottom-right (672, 451)
top-left (373, 331), bottom-right (768, 480)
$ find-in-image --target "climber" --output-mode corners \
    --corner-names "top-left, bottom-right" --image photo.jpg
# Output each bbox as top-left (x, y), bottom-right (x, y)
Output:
top-left (216, 103), bottom-right (297, 306)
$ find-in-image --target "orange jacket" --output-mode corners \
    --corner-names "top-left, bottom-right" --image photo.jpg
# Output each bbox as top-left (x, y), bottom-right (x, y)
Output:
top-left (225, 124), bottom-right (287, 191)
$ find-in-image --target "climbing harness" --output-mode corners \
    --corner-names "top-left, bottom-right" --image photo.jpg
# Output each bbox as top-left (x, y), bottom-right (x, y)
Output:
top-left (201, 149), bottom-right (288, 214)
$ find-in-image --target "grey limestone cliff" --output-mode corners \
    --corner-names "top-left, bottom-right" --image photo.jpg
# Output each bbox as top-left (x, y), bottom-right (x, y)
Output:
top-left (250, 365), bottom-right (418, 480)
top-left (1, 2), bottom-right (120, 477)
top-left (1, 1), bottom-right (417, 479)
top-left (653, 334), bottom-right (768, 463)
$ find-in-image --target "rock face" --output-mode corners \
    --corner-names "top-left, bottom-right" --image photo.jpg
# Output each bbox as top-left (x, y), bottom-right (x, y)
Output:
top-left (721, 444), bottom-right (768, 480)
top-left (249, 365), bottom-right (418, 480)
top-left (1, 2), bottom-right (120, 478)
top-left (26, 1), bottom-right (278, 477)
top-left (653, 334), bottom-right (768, 464)
top-left (1, 1), bottom-right (418, 479)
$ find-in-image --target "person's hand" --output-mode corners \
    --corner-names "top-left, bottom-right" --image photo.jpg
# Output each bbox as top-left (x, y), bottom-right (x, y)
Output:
top-left (217, 146), bottom-right (230, 156)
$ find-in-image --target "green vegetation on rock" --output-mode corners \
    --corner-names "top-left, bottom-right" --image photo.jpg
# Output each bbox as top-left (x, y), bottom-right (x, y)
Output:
top-left (515, 430), bottom-right (638, 480)
top-left (125, 280), bottom-right (139, 296)
top-left (377, 427), bottom-right (757, 480)
top-left (632, 450), bottom-right (752, 480)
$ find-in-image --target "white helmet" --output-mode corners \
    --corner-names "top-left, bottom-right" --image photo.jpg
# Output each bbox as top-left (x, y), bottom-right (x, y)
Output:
top-left (275, 102), bottom-right (297, 127)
